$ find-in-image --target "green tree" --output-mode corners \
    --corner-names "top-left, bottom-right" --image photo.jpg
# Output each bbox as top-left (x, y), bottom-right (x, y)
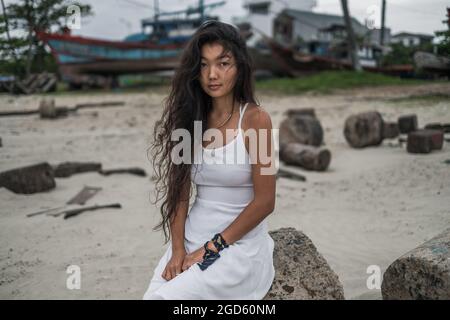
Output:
top-left (435, 29), bottom-right (450, 56)
top-left (0, 0), bottom-right (92, 78)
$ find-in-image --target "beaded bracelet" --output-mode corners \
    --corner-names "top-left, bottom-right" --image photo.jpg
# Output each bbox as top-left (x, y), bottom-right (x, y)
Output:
top-left (211, 233), bottom-right (229, 252)
top-left (197, 241), bottom-right (220, 271)
top-left (197, 233), bottom-right (229, 271)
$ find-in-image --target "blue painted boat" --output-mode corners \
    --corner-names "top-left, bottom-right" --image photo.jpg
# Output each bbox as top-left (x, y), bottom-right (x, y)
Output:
top-left (37, 1), bottom-right (225, 87)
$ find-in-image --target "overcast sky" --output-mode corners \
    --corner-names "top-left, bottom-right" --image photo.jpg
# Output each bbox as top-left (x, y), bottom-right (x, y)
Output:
top-left (5, 0), bottom-right (449, 40)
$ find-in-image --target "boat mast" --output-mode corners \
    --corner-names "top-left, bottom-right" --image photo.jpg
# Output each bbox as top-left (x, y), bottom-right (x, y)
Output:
top-left (199, 0), bottom-right (204, 22)
top-left (154, 0), bottom-right (159, 21)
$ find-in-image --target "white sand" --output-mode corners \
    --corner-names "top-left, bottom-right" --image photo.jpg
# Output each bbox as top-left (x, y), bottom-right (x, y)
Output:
top-left (0, 83), bottom-right (449, 299)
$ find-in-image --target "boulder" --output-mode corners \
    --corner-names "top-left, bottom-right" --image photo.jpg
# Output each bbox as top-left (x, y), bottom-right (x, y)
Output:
top-left (381, 228), bottom-right (450, 300)
top-left (0, 162), bottom-right (55, 194)
top-left (263, 228), bottom-right (345, 300)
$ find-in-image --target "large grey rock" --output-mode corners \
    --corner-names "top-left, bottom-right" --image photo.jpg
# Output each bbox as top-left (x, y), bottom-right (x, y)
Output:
top-left (263, 228), bottom-right (345, 300)
top-left (381, 228), bottom-right (450, 300)
top-left (0, 162), bottom-right (55, 194)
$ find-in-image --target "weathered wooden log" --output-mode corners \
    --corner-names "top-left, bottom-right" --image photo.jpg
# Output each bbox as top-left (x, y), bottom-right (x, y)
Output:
top-left (284, 108), bottom-right (316, 118)
top-left (424, 123), bottom-right (450, 134)
top-left (382, 122), bottom-right (400, 139)
top-left (64, 203), bottom-right (122, 219)
top-left (398, 114), bottom-right (418, 134)
top-left (424, 123), bottom-right (443, 131)
top-left (407, 129), bottom-right (443, 154)
top-left (26, 206), bottom-right (66, 218)
top-left (0, 162), bottom-right (56, 194)
top-left (279, 115), bottom-right (323, 148)
top-left (75, 101), bottom-right (125, 109)
top-left (0, 109), bottom-right (39, 117)
top-left (381, 228), bottom-right (450, 300)
top-left (53, 162), bottom-right (102, 178)
top-left (343, 111), bottom-right (384, 148)
top-left (99, 167), bottom-right (147, 177)
top-left (39, 99), bottom-right (71, 119)
top-left (280, 142), bottom-right (331, 171)
top-left (263, 228), bottom-right (345, 300)
top-left (276, 167), bottom-right (307, 181)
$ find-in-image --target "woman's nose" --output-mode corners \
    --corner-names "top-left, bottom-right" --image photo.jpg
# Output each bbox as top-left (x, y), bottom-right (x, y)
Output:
top-left (208, 66), bottom-right (218, 79)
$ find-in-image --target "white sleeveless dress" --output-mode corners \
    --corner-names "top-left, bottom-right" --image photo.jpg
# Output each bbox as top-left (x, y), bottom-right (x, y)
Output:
top-left (143, 103), bottom-right (275, 300)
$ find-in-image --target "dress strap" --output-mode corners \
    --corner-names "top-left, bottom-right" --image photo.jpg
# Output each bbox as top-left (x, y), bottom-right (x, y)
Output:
top-left (238, 102), bottom-right (249, 131)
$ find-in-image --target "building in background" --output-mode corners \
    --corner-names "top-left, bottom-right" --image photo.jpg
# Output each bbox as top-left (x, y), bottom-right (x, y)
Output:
top-left (273, 9), bottom-right (382, 67)
top-left (241, 0), bottom-right (317, 37)
top-left (390, 32), bottom-right (434, 47)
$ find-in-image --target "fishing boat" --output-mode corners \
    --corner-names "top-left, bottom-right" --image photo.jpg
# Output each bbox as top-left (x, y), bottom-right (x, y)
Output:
top-left (37, 1), bottom-right (225, 88)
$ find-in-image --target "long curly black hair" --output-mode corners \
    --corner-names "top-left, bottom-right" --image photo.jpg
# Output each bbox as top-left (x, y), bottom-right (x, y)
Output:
top-left (149, 20), bottom-right (257, 244)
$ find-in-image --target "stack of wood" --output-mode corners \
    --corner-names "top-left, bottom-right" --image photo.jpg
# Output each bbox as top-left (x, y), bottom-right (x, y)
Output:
top-left (343, 111), bottom-right (399, 148)
top-left (7, 72), bottom-right (58, 95)
top-left (279, 108), bottom-right (331, 171)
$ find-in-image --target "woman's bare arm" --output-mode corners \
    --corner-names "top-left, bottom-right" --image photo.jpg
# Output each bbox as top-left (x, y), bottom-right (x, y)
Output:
top-left (220, 105), bottom-right (276, 245)
top-left (169, 179), bottom-right (191, 253)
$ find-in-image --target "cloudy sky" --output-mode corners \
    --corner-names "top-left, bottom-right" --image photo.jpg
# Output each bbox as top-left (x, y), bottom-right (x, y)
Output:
top-left (5, 0), bottom-right (449, 40)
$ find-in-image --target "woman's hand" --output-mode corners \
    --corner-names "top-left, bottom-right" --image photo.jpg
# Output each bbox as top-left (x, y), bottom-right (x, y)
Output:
top-left (162, 249), bottom-right (186, 281)
top-left (181, 242), bottom-right (218, 271)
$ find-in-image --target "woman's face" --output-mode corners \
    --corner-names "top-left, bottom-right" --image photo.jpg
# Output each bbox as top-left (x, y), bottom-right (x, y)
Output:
top-left (199, 42), bottom-right (238, 100)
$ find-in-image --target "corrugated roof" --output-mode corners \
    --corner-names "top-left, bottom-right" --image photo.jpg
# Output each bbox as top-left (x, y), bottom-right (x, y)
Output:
top-left (280, 9), bottom-right (368, 36)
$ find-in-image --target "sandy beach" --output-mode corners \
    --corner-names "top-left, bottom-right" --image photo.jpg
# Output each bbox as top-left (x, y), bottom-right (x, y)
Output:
top-left (1, 83), bottom-right (449, 299)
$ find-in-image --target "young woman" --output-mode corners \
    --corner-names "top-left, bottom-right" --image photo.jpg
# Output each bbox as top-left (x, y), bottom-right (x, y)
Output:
top-left (143, 20), bottom-right (276, 300)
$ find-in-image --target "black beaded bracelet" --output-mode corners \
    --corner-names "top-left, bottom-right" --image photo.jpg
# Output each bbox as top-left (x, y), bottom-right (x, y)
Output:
top-left (211, 233), bottom-right (229, 252)
top-left (197, 241), bottom-right (220, 271)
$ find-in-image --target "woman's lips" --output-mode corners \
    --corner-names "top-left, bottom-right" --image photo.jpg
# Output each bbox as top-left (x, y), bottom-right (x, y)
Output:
top-left (208, 84), bottom-right (222, 91)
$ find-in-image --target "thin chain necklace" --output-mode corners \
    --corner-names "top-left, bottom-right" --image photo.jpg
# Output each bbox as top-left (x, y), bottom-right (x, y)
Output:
top-left (206, 103), bottom-right (239, 157)
top-left (213, 103), bottom-right (236, 129)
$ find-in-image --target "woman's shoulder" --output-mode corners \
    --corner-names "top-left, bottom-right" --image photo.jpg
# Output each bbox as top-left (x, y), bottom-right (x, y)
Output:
top-left (242, 102), bottom-right (273, 131)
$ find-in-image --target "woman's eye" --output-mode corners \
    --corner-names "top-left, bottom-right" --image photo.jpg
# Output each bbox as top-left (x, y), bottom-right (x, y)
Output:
top-left (220, 62), bottom-right (229, 67)
top-left (200, 63), bottom-right (207, 68)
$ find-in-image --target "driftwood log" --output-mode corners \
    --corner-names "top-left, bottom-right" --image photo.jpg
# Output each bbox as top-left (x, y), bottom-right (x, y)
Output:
top-left (381, 228), bottom-right (450, 300)
top-left (0, 162), bottom-right (55, 194)
top-left (279, 115), bottom-right (323, 149)
top-left (343, 111), bottom-right (384, 148)
top-left (99, 167), bottom-right (147, 177)
top-left (0, 100), bottom-right (125, 118)
top-left (276, 167), bottom-right (307, 181)
top-left (407, 129), bottom-right (444, 154)
top-left (280, 142), bottom-right (331, 171)
top-left (64, 203), bottom-right (122, 219)
top-left (53, 162), bottom-right (102, 178)
top-left (398, 114), bottom-right (418, 134)
top-left (424, 122), bottom-right (450, 133)
top-left (263, 228), bottom-right (345, 300)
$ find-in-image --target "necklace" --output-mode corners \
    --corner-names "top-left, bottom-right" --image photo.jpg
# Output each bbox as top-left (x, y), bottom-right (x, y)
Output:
top-left (214, 103), bottom-right (235, 129)
top-left (207, 103), bottom-right (237, 157)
